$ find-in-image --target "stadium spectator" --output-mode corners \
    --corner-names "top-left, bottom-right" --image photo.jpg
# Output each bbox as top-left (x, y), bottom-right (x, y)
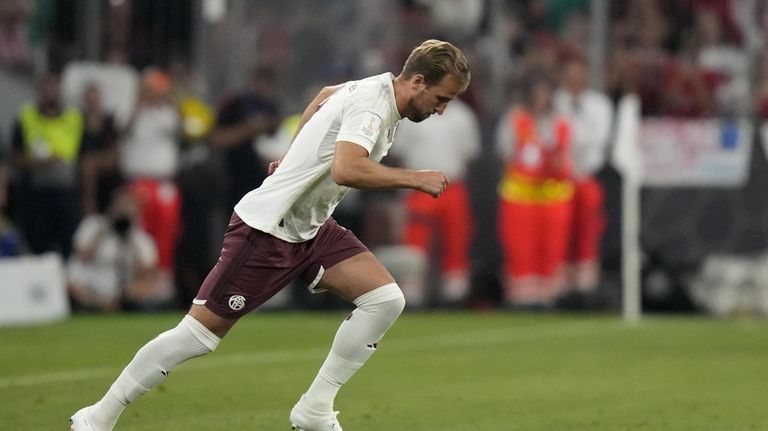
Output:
top-left (679, 0), bottom-right (743, 46)
top-left (755, 51), bottom-right (768, 118)
top-left (521, 33), bottom-right (561, 83)
top-left (0, 130), bottom-right (8, 211)
top-left (657, 41), bottom-right (714, 117)
top-left (71, 39), bottom-right (470, 431)
top-left (557, 11), bottom-right (591, 60)
top-left (530, 0), bottom-right (590, 34)
top-left (168, 55), bottom-right (210, 104)
top-left (208, 65), bottom-right (281, 215)
top-left (0, 0), bottom-right (32, 71)
top-left (496, 74), bottom-right (574, 307)
top-left (169, 55), bottom-right (214, 146)
top-left (119, 67), bottom-right (181, 296)
top-left (553, 57), bottom-right (613, 303)
top-left (10, 72), bottom-right (83, 258)
top-left (690, 8), bottom-right (748, 115)
top-left (391, 97), bottom-right (481, 307)
top-left (0, 134), bottom-right (21, 257)
top-left (78, 83), bottom-right (121, 215)
top-left (168, 55), bottom-right (218, 308)
top-left (608, 0), bottom-right (672, 116)
top-left (67, 187), bottom-right (159, 313)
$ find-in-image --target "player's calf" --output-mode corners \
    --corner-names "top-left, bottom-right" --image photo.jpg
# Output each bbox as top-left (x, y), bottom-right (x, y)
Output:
top-left (70, 315), bottom-right (221, 431)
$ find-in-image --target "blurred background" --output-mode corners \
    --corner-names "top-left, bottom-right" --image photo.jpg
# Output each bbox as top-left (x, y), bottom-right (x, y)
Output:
top-left (2, 0), bottom-right (768, 326)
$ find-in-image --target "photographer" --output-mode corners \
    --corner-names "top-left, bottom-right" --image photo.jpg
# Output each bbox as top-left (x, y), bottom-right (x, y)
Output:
top-left (67, 188), bottom-right (159, 312)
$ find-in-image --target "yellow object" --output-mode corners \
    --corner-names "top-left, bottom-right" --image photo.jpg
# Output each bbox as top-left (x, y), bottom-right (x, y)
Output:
top-left (19, 104), bottom-right (83, 163)
top-left (498, 171), bottom-right (574, 203)
top-left (178, 96), bottom-right (214, 140)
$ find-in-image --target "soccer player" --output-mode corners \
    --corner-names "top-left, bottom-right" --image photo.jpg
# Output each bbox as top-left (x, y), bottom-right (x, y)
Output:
top-left (70, 39), bottom-right (470, 431)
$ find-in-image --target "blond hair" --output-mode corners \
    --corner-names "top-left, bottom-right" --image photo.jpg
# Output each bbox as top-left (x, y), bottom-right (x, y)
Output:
top-left (401, 39), bottom-right (470, 88)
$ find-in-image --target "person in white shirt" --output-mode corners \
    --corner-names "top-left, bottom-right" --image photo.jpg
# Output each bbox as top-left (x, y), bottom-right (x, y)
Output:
top-left (67, 188), bottom-right (159, 312)
top-left (71, 39), bottom-right (470, 431)
top-left (119, 67), bottom-right (182, 295)
top-left (390, 98), bottom-right (481, 306)
top-left (553, 57), bottom-right (613, 298)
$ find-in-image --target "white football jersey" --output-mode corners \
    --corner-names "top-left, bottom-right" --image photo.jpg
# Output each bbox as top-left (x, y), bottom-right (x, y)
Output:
top-left (234, 72), bottom-right (402, 242)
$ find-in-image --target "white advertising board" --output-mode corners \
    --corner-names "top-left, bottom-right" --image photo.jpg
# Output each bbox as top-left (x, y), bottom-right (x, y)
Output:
top-left (0, 254), bottom-right (70, 326)
top-left (638, 118), bottom-right (752, 187)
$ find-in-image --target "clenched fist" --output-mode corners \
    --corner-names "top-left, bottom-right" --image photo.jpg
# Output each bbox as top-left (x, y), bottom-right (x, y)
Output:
top-left (414, 170), bottom-right (449, 198)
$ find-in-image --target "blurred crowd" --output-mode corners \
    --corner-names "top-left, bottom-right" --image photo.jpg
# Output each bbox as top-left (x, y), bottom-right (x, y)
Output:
top-left (1, 0), bottom-right (768, 314)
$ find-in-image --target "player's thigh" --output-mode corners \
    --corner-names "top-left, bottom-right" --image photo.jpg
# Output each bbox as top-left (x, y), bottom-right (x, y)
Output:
top-left (316, 251), bottom-right (396, 302)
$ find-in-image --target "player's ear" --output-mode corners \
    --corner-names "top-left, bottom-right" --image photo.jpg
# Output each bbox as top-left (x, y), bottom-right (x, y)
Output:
top-left (411, 74), bottom-right (425, 91)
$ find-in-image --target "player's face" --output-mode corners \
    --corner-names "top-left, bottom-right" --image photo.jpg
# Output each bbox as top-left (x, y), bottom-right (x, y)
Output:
top-left (405, 74), bottom-right (464, 122)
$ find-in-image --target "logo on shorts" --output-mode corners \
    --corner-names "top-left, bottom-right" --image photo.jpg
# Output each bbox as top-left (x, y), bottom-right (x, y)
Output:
top-left (228, 295), bottom-right (246, 311)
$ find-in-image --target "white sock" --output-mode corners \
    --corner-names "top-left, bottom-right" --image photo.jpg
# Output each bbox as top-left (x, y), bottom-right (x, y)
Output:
top-left (87, 315), bottom-right (220, 430)
top-left (303, 283), bottom-right (405, 412)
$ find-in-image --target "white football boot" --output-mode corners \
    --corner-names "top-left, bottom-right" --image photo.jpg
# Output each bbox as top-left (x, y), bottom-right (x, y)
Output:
top-left (70, 407), bottom-right (100, 431)
top-left (289, 394), bottom-right (343, 431)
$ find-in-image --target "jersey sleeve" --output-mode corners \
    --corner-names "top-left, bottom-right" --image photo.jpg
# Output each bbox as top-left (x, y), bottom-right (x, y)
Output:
top-left (336, 90), bottom-right (383, 154)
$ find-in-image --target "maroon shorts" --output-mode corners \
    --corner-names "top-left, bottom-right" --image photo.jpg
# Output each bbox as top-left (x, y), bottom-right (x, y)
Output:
top-left (194, 213), bottom-right (369, 319)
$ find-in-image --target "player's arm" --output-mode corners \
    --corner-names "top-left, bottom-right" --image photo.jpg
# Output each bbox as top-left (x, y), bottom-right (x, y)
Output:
top-left (331, 141), bottom-right (448, 198)
top-left (292, 84), bottom-right (344, 143)
top-left (268, 84), bottom-right (344, 174)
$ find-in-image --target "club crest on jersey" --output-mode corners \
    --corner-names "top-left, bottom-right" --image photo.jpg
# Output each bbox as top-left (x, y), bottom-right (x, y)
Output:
top-left (228, 295), bottom-right (246, 311)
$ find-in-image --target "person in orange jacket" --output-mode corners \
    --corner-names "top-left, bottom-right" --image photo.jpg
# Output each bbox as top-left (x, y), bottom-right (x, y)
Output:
top-left (495, 75), bottom-right (574, 307)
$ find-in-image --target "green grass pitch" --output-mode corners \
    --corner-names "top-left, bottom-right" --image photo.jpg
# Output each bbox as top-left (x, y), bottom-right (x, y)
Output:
top-left (1, 311), bottom-right (767, 430)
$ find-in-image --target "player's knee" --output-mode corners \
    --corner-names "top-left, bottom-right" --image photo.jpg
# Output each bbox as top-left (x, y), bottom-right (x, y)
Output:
top-left (355, 283), bottom-right (405, 322)
top-left (385, 290), bottom-right (406, 319)
top-left (372, 291), bottom-right (405, 325)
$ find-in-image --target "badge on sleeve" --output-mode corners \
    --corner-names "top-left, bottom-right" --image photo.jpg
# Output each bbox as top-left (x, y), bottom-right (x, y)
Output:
top-left (360, 112), bottom-right (382, 139)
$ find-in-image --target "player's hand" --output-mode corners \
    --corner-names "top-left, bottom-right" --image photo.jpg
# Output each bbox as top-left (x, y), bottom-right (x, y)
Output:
top-left (268, 160), bottom-right (280, 175)
top-left (415, 170), bottom-right (449, 198)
